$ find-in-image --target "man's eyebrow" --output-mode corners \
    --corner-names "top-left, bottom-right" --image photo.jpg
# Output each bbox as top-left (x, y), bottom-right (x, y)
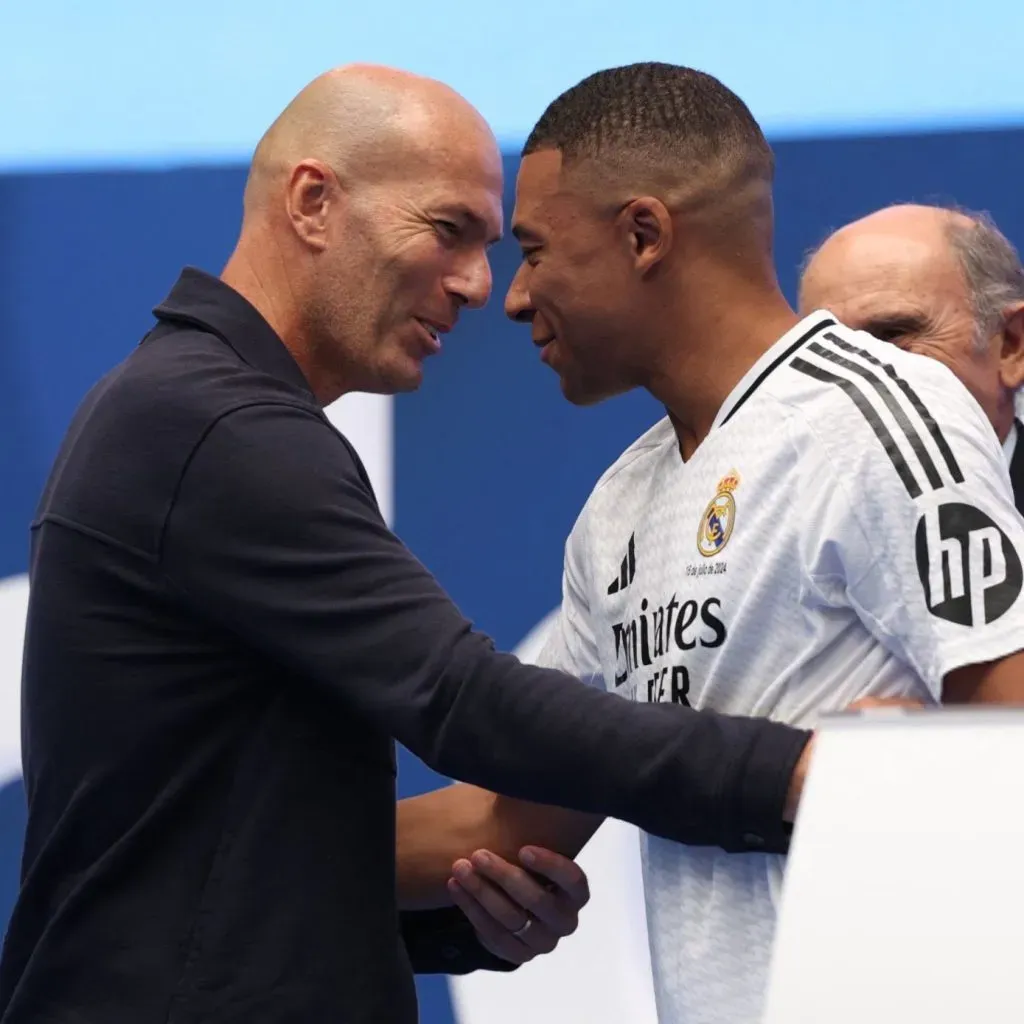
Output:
top-left (859, 313), bottom-right (929, 336)
top-left (443, 206), bottom-right (503, 246)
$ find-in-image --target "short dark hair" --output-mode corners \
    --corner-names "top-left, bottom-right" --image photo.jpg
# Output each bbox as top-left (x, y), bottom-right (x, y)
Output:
top-left (523, 62), bottom-right (773, 183)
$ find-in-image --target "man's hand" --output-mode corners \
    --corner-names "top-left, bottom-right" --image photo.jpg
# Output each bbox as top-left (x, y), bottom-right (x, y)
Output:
top-left (784, 695), bottom-right (926, 821)
top-left (447, 846), bottom-right (590, 965)
top-left (846, 696), bottom-right (927, 712)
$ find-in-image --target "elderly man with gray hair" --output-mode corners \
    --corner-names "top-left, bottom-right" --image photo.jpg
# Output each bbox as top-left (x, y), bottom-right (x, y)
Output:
top-left (799, 203), bottom-right (1024, 510)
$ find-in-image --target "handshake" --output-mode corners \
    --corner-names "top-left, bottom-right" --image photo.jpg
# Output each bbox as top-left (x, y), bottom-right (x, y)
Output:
top-left (449, 694), bottom-right (926, 965)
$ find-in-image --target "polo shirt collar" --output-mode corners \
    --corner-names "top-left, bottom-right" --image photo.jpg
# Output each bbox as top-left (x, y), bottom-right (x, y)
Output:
top-left (152, 267), bottom-right (315, 399)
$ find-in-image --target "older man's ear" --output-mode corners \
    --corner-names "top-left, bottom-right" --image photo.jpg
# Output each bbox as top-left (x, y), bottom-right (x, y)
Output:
top-left (998, 303), bottom-right (1024, 393)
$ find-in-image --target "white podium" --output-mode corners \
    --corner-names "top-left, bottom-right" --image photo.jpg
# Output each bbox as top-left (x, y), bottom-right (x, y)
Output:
top-left (763, 708), bottom-right (1024, 1024)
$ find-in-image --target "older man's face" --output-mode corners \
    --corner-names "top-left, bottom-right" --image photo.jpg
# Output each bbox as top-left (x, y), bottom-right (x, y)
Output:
top-left (799, 213), bottom-right (1017, 439)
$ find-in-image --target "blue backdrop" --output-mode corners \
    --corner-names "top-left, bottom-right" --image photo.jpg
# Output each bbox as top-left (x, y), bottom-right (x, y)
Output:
top-left (2, 125), bottom-right (1024, 1019)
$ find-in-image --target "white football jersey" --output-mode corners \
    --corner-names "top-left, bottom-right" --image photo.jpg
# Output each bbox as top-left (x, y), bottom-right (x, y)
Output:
top-left (537, 311), bottom-right (1024, 1024)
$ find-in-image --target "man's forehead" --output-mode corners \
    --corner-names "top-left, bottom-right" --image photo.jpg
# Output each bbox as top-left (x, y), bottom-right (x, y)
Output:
top-left (414, 163), bottom-right (504, 239)
top-left (414, 125), bottom-right (502, 198)
top-left (512, 149), bottom-right (590, 236)
top-left (804, 228), bottom-right (958, 307)
top-left (813, 288), bottom-right (928, 332)
top-left (515, 149), bottom-right (564, 196)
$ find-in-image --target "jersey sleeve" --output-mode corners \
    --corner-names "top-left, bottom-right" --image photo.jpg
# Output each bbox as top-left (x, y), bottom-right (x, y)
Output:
top-left (793, 340), bottom-right (1024, 698)
top-left (535, 508), bottom-right (606, 689)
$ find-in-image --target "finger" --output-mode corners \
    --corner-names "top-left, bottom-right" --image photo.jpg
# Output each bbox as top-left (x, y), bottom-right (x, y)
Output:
top-left (448, 878), bottom-right (529, 963)
top-left (519, 846), bottom-right (591, 909)
top-left (451, 860), bottom-right (562, 954)
top-left (451, 858), bottom-right (537, 933)
top-left (467, 850), bottom-right (580, 937)
top-left (446, 876), bottom-right (557, 962)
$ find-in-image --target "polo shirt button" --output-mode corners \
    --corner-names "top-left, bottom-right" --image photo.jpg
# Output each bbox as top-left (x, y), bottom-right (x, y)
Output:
top-left (742, 832), bottom-right (765, 849)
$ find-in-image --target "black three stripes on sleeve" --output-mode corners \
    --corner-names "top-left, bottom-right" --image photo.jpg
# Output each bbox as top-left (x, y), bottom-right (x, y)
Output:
top-left (791, 331), bottom-right (964, 498)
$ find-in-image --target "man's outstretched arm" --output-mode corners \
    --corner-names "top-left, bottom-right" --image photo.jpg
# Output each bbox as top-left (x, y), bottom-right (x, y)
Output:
top-left (397, 785), bottom-right (602, 910)
top-left (397, 736), bottom-right (810, 912)
top-left (396, 747), bottom-right (806, 973)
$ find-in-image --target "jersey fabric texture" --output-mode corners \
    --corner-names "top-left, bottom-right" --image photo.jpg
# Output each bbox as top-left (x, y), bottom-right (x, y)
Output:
top-left (538, 311), bottom-right (1024, 1023)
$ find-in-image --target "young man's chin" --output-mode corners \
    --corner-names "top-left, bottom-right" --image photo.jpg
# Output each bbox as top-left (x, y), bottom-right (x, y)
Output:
top-left (559, 374), bottom-right (626, 408)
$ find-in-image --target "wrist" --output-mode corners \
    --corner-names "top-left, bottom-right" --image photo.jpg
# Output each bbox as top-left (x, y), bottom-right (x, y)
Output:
top-left (783, 738), bottom-right (813, 823)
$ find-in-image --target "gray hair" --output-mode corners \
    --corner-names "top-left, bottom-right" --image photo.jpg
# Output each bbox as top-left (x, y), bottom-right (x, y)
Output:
top-left (943, 208), bottom-right (1024, 350)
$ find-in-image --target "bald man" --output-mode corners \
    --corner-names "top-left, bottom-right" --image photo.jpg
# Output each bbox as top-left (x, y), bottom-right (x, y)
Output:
top-left (799, 203), bottom-right (1024, 508)
top-left (1, 66), bottom-right (819, 1024)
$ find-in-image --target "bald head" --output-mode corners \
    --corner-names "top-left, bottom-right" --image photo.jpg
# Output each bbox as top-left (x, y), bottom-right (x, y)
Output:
top-left (801, 203), bottom-right (1024, 345)
top-left (800, 205), bottom-right (974, 335)
top-left (821, 203), bottom-right (973, 247)
top-left (221, 63), bottom-right (503, 406)
top-left (244, 63), bottom-right (497, 214)
top-left (799, 203), bottom-right (1024, 441)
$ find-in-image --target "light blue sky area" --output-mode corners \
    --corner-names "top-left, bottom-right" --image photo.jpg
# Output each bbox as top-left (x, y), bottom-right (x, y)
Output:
top-left (2, 0), bottom-right (1020, 170)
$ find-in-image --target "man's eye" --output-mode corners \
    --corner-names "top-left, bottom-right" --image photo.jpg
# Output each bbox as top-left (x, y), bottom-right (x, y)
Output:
top-left (436, 220), bottom-right (460, 239)
top-left (521, 248), bottom-right (540, 266)
top-left (873, 327), bottom-right (907, 343)
top-left (863, 319), bottom-right (923, 345)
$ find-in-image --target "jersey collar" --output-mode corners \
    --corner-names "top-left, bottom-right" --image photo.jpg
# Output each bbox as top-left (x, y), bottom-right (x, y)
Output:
top-left (1003, 420), bottom-right (1018, 465)
top-left (711, 310), bottom-right (837, 431)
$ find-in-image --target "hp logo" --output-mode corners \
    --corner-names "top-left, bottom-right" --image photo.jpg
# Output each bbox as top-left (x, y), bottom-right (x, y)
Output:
top-left (915, 503), bottom-right (1023, 626)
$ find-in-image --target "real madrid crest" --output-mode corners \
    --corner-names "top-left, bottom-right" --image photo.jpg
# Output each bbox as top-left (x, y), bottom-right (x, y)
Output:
top-left (697, 471), bottom-right (739, 557)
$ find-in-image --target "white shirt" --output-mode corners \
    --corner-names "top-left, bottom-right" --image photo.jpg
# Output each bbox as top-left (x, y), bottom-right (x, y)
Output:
top-left (1003, 419), bottom-right (1017, 464)
top-left (537, 312), bottom-right (1024, 1024)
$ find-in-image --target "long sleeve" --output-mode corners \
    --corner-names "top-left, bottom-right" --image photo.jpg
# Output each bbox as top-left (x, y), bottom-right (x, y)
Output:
top-left (400, 908), bottom-right (517, 975)
top-left (161, 402), bottom-right (808, 853)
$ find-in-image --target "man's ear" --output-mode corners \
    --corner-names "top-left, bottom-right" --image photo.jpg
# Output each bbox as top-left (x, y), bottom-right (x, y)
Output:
top-left (285, 159), bottom-right (336, 252)
top-left (998, 303), bottom-right (1024, 392)
top-left (619, 197), bottom-right (673, 276)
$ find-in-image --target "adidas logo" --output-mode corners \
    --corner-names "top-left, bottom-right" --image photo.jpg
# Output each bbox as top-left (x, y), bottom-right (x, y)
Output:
top-left (607, 533), bottom-right (636, 595)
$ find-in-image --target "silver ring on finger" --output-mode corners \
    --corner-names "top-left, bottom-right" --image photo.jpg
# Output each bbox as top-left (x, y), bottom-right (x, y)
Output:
top-left (512, 916), bottom-right (534, 940)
